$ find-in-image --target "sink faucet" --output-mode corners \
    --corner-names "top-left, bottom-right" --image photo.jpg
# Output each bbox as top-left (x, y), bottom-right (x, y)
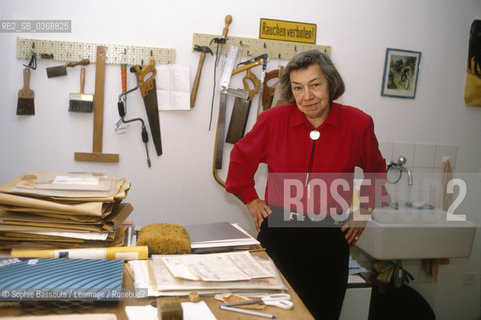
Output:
top-left (401, 166), bottom-right (413, 185)
top-left (387, 156), bottom-right (413, 185)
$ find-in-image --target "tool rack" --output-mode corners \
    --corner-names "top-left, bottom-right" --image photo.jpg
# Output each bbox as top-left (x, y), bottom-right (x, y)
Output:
top-left (193, 33), bottom-right (331, 60)
top-left (16, 38), bottom-right (176, 65)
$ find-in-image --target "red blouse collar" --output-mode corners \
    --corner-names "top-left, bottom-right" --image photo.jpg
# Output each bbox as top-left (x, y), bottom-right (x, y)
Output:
top-left (288, 102), bottom-right (340, 129)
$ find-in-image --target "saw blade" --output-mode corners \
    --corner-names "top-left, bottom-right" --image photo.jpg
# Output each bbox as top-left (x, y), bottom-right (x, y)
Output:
top-left (143, 79), bottom-right (162, 156)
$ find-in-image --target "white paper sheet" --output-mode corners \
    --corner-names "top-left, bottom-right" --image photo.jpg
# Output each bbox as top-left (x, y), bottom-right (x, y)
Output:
top-left (161, 251), bottom-right (274, 282)
top-left (156, 64), bottom-right (190, 110)
top-left (27, 230), bottom-right (109, 240)
top-left (125, 301), bottom-right (217, 320)
top-left (127, 254), bottom-right (287, 296)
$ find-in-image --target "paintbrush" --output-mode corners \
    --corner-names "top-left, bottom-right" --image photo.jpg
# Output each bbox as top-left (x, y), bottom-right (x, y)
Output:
top-left (16, 67), bottom-right (35, 115)
top-left (69, 67), bottom-right (94, 112)
top-left (46, 59), bottom-right (89, 78)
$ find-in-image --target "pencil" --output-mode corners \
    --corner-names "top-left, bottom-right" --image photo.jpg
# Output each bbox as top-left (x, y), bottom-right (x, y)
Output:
top-left (220, 305), bottom-right (276, 319)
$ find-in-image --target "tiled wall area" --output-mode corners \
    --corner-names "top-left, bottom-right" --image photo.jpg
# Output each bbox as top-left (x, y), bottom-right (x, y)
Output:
top-left (352, 141), bottom-right (459, 308)
top-left (379, 141), bottom-right (458, 209)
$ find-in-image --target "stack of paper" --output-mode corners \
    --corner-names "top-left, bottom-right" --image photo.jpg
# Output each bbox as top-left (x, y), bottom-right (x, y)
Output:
top-left (0, 171), bottom-right (133, 250)
top-left (185, 221), bottom-right (260, 253)
top-left (128, 251), bottom-right (287, 297)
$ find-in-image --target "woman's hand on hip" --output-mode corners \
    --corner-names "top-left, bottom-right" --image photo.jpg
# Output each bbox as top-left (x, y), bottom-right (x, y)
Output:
top-left (246, 199), bottom-right (272, 232)
top-left (341, 207), bottom-right (370, 247)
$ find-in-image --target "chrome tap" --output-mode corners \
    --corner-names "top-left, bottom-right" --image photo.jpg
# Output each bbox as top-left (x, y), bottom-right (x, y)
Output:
top-left (387, 156), bottom-right (413, 185)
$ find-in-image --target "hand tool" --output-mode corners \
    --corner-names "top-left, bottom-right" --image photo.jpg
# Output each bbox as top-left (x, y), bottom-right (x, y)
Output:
top-left (191, 45), bottom-right (213, 108)
top-left (223, 293), bottom-right (293, 310)
top-left (74, 46), bottom-right (119, 162)
top-left (208, 14), bottom-right (233, 130)
top-left (237, 54), bottom-right (268, 117)
top-left (225, 67), bottom-right (260, 144)
top-left (136, 60), bottom-right (162, 156)
top-left (213, 45), bottom-right (238, 184)
top-left (16, 67), bottom-right (35, 115)
top-left (68, 67), bottom-right (94, 112)
top-left (262, 68), bottom-right (281, 110)
top-left (46, 59), bottom-right (89, 78)
top-left (117, 66), bottom-right (151, 167)
top-left (223, 55), bottom-right (265, 144)
top-left (270, 66), bottom-right (288, 108)
top-left (115, 50), bottom-right (129, 134)
top-left (257, 57), bottom-right (268, 117)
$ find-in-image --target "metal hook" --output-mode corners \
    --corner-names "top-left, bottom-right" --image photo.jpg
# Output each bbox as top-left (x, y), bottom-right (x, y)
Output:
top-left (23, 43), bottom-right (37, 70)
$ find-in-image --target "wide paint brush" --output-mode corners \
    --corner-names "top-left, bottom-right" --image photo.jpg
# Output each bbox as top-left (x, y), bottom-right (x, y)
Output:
top-left (46, 59), bottom-right (89, 78)
top-left (16, 68), bottom-right (35, 115)
top-left (69, 68), bottom-right (94, 112)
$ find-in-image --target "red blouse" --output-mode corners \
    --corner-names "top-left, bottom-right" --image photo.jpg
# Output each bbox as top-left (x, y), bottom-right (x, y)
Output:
top-left (225, 103), bottom-right (390, 215)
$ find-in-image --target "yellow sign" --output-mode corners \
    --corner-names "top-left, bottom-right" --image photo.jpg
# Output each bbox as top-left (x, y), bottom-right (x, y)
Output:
top-left (259, 18), bottom-right (316, 44)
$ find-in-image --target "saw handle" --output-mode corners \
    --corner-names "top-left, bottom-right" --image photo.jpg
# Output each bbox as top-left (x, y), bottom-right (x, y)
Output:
top-left (66, 59), bottom-right (90, 68)
top-left (223, 15), bottom-right (232, 37)
top-left (232, 59), bottom-right (263, 75)
top-left (243, 69), bottom-right (260, 101)
top-left (262, 69), bottom-right (280, 107)
top-left (136, 60), bottom-right (157, 97)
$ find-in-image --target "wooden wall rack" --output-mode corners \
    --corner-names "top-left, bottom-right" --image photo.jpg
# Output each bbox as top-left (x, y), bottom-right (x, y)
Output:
top-left (16, 37), bottom-right (176, 65)
top-left (192, 33), bottom-right (331, 60)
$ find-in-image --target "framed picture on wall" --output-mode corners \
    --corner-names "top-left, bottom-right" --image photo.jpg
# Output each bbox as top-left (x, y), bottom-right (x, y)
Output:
top-left (381, 48), bottom-right (421, 99)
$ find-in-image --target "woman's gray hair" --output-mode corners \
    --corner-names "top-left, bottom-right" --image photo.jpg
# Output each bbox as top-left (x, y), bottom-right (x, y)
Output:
top-left (279, 49), bottom-right (345, 103)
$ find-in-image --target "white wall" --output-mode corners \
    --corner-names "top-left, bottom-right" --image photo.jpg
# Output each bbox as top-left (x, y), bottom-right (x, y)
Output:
top-left (1, 0), bottom-right (480, 319)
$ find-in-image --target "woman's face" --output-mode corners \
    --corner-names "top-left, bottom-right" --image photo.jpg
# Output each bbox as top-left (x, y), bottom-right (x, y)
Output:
top-left (290, 64), bottom-right (331, 127)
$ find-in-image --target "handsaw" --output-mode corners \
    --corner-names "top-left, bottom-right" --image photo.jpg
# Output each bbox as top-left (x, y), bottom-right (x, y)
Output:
top-left (136, 60), bottom-right (162, 156)
top-left (262, 68), bottom-right (282, 110)
top-left (225, 68), bottom-right (260, 144)
top-left (213, 45), bottom-right (238, 174)
top-left (235, 54), bottom-right (267, 118)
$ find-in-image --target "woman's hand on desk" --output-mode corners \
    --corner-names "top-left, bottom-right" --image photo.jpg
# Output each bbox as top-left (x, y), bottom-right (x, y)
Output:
top-left (246, 199), bottom-right (272, 232)
top-left (341, 207), bottom-right (370, 247)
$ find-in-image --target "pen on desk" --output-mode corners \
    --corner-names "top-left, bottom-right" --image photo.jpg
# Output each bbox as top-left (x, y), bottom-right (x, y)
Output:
top-left (220, 305), bottom-right (276, 319)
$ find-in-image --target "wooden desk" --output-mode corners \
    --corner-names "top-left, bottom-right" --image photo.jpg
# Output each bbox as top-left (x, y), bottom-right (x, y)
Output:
top-left (0, 251), bottom-right (313, 319)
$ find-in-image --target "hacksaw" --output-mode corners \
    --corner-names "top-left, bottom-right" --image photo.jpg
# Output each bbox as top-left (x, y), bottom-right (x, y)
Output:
top-left (213, 45), bottom-right (248, 187)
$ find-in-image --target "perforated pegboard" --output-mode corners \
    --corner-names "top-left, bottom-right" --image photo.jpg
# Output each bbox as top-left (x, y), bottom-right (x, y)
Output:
top-left (17, 38), bottom-right (175, 65)
top-left (193, 33), bottom-right (331, 60)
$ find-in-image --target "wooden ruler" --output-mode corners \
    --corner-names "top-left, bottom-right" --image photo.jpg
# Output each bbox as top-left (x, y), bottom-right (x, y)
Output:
top-left (75, 46), bottom-right (119, 163)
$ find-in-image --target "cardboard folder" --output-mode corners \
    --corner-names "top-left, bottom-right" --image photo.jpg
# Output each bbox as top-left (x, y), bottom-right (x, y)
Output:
top-left (0, 193), bottom-right (105, 216)
top-left (0, 257), bottom-right (124, 301)
top-left (0, 171), bottom-right (131, 203)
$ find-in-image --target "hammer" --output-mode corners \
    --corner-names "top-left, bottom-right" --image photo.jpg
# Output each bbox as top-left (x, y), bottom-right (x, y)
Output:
top-left (191, 45), bottom-right (213, 108)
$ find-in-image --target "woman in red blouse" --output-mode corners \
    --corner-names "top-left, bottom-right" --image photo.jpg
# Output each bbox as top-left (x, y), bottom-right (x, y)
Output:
top-left (226, 50), bottom-right (388, 319)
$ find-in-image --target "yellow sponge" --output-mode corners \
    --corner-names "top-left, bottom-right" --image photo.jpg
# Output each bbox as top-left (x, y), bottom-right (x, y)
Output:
top-left (137, 223), bottom-right (191, 254)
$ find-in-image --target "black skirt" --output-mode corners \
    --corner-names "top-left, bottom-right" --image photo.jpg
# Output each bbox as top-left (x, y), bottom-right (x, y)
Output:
top-left (257, 206), bottom-right (350, 320)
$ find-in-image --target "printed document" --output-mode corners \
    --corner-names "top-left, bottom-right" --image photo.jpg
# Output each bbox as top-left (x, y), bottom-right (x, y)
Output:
top-left (161, 251), bottom-right (273, 281)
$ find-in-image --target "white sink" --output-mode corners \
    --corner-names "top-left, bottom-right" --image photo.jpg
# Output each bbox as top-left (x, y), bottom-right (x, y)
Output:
top-left (355, 207), bottom-right (476, 260)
